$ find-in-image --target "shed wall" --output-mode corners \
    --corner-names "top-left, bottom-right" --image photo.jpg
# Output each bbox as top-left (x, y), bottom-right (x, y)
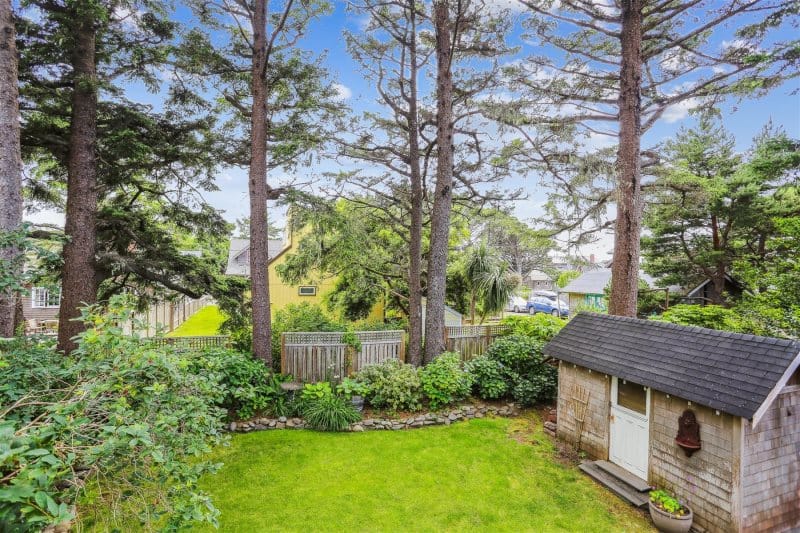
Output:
top-left (741, 387), bottom-right (800, 532)
top-left (648, 392), bottom-right (738, 533)
top-left (556, 362), bottom-right (610, 460)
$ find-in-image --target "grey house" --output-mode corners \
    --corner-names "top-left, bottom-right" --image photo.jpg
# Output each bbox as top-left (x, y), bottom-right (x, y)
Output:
top-left (545, 313), bottom-right (800, 532)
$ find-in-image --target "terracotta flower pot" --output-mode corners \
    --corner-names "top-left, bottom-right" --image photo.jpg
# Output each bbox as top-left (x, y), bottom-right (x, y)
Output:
top-left (649, 501), bottom-right (693, 533)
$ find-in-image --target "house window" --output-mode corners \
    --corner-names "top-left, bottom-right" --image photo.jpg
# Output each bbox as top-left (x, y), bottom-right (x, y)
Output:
top-left (616, 379), bottom-right (647, 415)
top-left (31, 287), bottom-right (61, 308)
top-left (298, 286), bottom-right (317, 296)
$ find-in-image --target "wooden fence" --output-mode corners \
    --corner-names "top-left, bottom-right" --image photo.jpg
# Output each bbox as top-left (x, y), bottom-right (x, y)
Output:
top-left (445, 324), bottom-right (510, 361)
top-left (146, 335), bottom-right (230, 351)
top-left (281, 330), bottom-right (405, 383)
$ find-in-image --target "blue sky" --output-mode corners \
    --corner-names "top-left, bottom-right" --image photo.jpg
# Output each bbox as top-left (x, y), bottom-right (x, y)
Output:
top-left (26, 1), bottom-right (800, 258)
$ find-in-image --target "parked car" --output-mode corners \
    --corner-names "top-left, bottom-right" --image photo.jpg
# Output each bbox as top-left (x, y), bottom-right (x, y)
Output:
top-left (506, 295), bottom-right (528, 313)
top-left (527, 296), bottom-right (569, 317)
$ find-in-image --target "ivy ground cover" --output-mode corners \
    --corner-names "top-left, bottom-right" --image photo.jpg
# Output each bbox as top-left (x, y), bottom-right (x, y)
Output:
top-left (194, 415), bottom-right (653, 532)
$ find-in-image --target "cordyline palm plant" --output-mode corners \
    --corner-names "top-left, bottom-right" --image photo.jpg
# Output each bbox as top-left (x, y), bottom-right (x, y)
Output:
top-left (464, 242), bottom-right (519, 324)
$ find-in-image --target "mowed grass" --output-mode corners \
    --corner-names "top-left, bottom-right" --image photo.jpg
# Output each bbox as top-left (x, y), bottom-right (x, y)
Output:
top-left (167, 305), bottom-right (225, 337)
top-left (194, 416), bottom-right (653, 532)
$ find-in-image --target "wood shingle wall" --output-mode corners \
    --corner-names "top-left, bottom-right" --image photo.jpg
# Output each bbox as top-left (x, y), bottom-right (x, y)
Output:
top-left (556, 363), bottom-right (610, 459)
top-left (741, 387), bottom-right (800, 532)
top-left (648, 392), bottom-right (738, 533)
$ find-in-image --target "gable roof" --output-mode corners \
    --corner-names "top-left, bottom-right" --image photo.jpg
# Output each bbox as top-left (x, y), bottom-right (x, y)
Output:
top-left (225, 238), bottom-right (286, 276)
top-left (544, 313), bottom-right (800, 420)
top-left (560, 268), bottom-right (660, 295)
top-left (560, 269), bottom-right (612, 294)
top-left (527, 269), bottom-right (552, 281)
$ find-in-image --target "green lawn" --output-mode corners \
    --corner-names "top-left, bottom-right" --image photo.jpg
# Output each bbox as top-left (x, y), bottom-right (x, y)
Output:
top-left (195, 416), bottom-right (653, 532)
top-left (167, 305), bottom-right (225, 337)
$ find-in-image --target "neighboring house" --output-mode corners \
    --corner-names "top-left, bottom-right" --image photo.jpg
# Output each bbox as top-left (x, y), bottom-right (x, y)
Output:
top-left (21, 285), bottom-right (61, 325)
top-left (226, 232), bottom-right (384, 319)
top-left (559, 268), bottom-right (660, 314)
top-left (545, 313), bottom-right (800, 533)
top-left (681, 275), bottom-right (743, 305)
top-left (525, 269), bottom-right (554, 291)
top-left (420, 297), bottom-right (463, 328)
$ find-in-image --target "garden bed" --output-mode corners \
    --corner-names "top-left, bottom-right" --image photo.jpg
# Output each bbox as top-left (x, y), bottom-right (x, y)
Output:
top-left (228, 400), bottom-right (520, 432)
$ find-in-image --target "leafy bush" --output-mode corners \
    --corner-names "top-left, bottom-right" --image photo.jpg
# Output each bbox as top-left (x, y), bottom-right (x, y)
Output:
top-left (653, 304), bottom-right (747, 332)
top-left (464, 356), bottom-right (507, 400)
top-left (301, 383), bottom-right (360, 431)
top-left (336, 377), bottom-right (368, 399)
top-left (191, 348), bottom-right (285, 420)
top-left (500, 314), bottom-right (565, 342)
top-left (482, 334), bottom-right (557, 406)
top-left (419, 353), bottom-right (473, 409)
top-left (0, 296), bottom-right (225, 531)
top-left (354, 360), bottom-right (423, 412)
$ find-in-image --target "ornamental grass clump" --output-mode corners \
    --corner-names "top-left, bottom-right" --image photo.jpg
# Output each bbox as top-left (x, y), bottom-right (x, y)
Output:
top-left (300, 383), bottom-right (361, 432)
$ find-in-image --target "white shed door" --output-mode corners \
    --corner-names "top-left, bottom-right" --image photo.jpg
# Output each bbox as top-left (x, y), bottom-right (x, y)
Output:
top-left (609, 377), bottom-right (650, 481)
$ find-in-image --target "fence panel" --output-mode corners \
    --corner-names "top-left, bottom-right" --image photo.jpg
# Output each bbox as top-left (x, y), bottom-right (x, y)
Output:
top-left (147, 335), bottom-right (230, 351)
top-left (282, 330), bottom-right (405, 382)
top-left (445, 324), bottom-right (509, 361)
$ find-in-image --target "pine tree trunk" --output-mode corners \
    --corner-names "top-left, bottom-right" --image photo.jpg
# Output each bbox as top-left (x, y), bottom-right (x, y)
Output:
top-left (57, 17), bottom-right (98, 353)
top-left (608, 0), bottom-right (643, 318)
top-left (424, 0), bottom-right (454, 363)
top-left (406, 0), bottom-right (423, 367)
top-left (0, 0), bottom-right (23, 337)
top-left (249, 0), bottom-right (273, 366)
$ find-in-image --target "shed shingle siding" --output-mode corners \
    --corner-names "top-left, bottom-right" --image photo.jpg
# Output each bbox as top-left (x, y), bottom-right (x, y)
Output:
top-left (741, 387), bottom-right (800, 531)
top-left (544, 313), bottom-right (800, 419)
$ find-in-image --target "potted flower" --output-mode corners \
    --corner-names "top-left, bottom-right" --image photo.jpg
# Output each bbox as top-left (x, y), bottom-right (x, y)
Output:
top-left (648, 489), bottom-right (693, 533)
top-left (337, 377), bottom-right (367, 412)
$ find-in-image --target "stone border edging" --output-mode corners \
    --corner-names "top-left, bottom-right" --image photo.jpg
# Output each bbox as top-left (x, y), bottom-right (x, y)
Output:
top-left (228, 402), bottom-right (520, 433)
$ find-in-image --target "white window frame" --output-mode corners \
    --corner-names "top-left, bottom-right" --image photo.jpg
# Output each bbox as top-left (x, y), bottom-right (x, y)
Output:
top-left (31, 287), bottom-right (61, 308)
top-left (298, 286), bottom-right (317, 296)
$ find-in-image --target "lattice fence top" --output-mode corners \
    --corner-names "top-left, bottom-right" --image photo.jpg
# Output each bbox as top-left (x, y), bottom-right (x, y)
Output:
top-left (446, 324), bottom-right (509, 337)
top-left (283, 330), bottom-right (404, 345)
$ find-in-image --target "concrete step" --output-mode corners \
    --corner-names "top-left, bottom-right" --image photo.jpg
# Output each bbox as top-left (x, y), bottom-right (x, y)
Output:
top-left (579, 461), bottom-right (650, 509)
top-left (594, 460), bottom-right (652, 492)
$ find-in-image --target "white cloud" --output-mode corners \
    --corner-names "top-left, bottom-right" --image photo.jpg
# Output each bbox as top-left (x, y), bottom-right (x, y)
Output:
top-left (333, 83), bottom-right (353, 101)
top-left (662, 98), bottom-right (699, 123)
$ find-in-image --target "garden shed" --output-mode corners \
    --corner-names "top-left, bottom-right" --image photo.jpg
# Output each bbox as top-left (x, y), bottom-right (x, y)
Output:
top-left (544, 313), bottom-right (800, 533)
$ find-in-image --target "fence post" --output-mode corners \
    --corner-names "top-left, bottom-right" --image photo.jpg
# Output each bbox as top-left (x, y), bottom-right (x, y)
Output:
top-left (281, 333), bottom-right (287, 375)
top-left (399, 333), bottom-right (406, 363)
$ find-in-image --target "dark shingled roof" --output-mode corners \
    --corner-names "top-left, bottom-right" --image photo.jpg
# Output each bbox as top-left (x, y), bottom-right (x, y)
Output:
top-left (544, 313), bottom-right (800, 419)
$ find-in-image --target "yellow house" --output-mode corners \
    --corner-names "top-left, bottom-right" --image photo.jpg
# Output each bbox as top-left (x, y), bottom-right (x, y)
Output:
top-left (225, 229), bottom-right (383, 320)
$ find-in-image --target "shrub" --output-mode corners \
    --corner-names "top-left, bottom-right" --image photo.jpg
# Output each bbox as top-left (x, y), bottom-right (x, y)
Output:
top-left (500, 314), bottom-right (565, 342)
top-left (0, 296), bottom-right (225, 531)
top-left (301, 383), bottom-right (361, 431)
top-left (191, 348), bottom-right (285, 420)
top-left (354, 360), bottom-right (423, 412)
top-left (483, 334), bottom-right (557, 406)
top-left (464, 356), bottom-right (507, 400)
top-left (419, 353), bottom-right (473, 409)
top-left (653, 304), bottom-right (746, 332)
